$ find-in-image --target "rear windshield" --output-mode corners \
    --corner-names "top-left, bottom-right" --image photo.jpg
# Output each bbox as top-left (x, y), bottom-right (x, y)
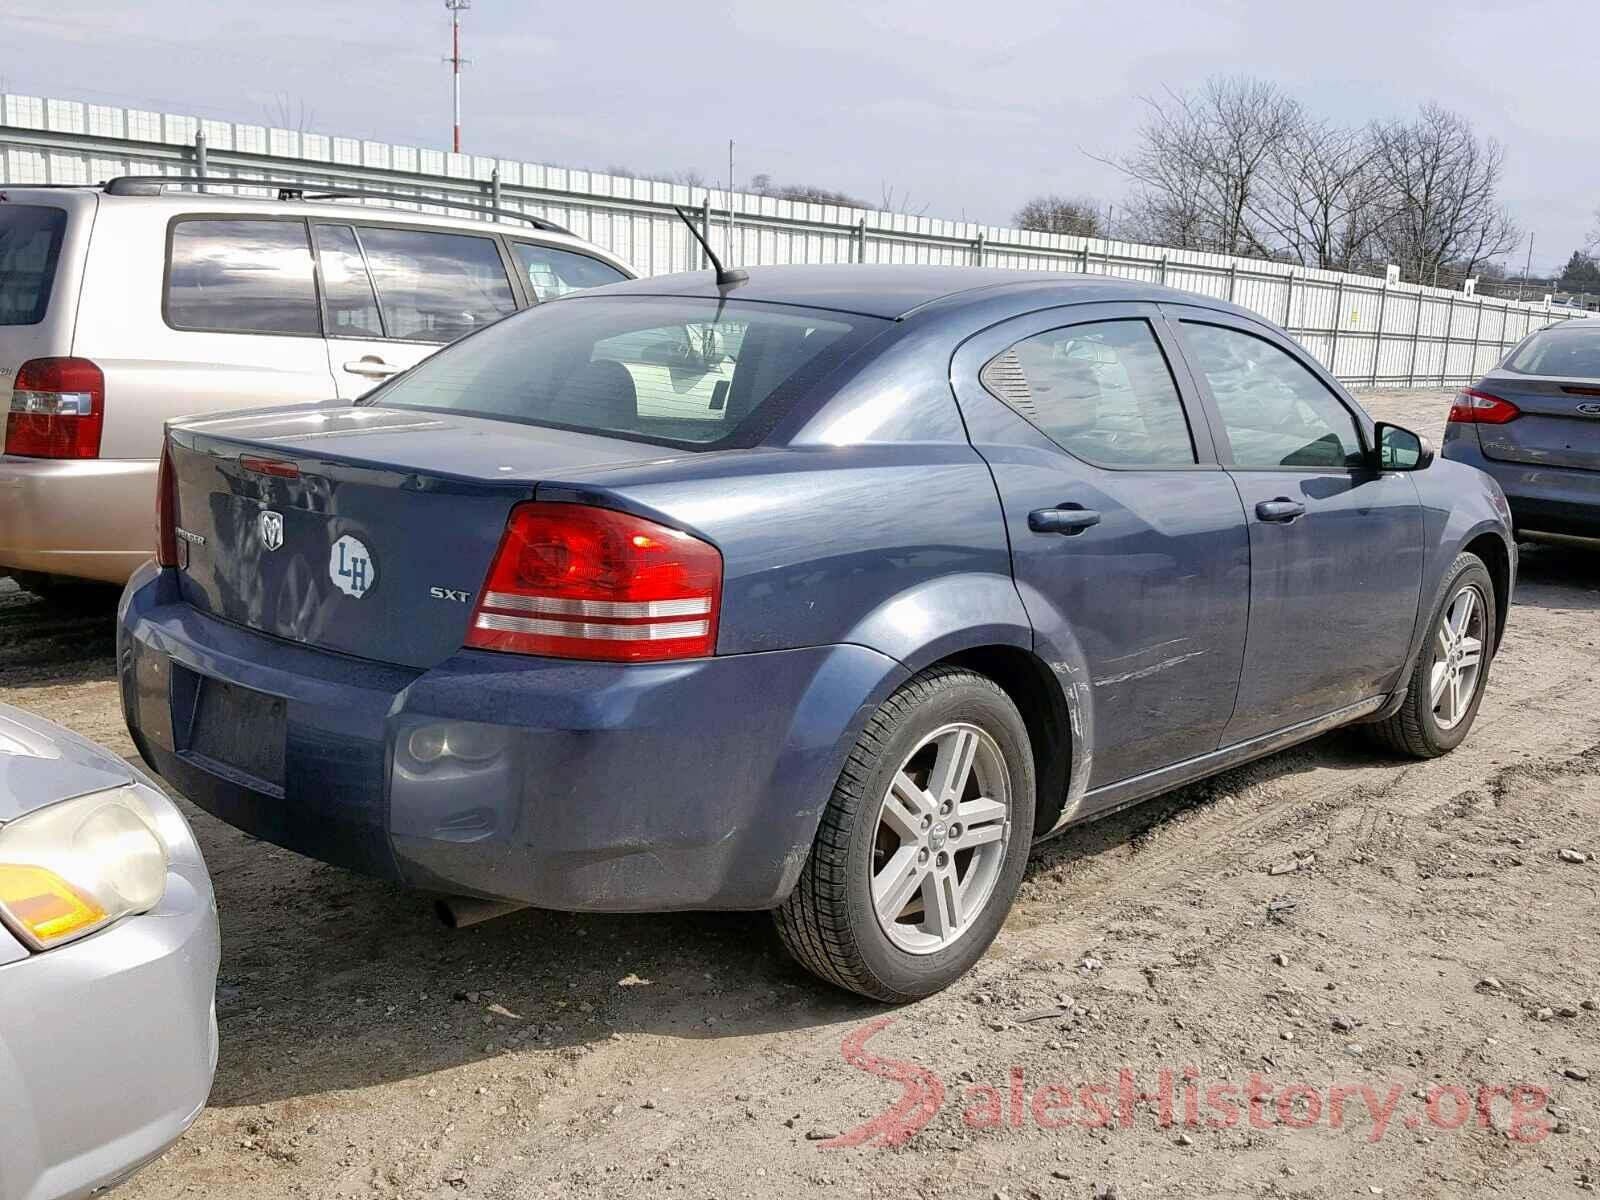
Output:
top-left (369, 295), bottom-right (888, 449)
top-left (1502, 327), bottom-right (1600, 378)
top-left (0, 205), bottom-right (68, 326)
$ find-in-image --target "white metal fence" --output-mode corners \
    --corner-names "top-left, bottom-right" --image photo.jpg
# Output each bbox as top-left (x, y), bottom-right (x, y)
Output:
top-left (3, 91), bottom-right (1588, 388)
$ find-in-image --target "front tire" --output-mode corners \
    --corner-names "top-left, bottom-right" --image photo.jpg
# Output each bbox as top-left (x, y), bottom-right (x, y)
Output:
top-left (1368, 552), bottom-right (1497, 758)
top-left (774, 666), bottom-right (1036, 1003)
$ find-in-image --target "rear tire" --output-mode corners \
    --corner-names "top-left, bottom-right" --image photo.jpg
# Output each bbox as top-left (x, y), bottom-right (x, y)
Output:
top-left (1368, 552), bottom-right (1497, 759)
top-left (774, 666), bottom-right (1035, 1003)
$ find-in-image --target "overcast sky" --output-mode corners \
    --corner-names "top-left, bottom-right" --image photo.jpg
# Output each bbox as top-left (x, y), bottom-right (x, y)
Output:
top-left (3, 0), bottom-right (1593, 271)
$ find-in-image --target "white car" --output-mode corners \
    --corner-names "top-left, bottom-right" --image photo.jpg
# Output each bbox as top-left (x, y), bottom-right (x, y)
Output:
top-left (0, 176), bottom-right (634, 587)
top-left (0, 703), bottom-right (219, 1200)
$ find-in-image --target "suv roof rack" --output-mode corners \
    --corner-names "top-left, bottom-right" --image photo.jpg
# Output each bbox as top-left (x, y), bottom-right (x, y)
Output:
top-left (100, 175), bottom-right (572, 235)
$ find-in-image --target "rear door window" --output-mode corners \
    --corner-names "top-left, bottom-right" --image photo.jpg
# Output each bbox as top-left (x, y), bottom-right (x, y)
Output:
top-left (312, 223), bottom-right (384, 339)
top-left (166, 218), bottom-right (321, 336)
top-left (979, 319), bottom-right (1197, 466)
top-left (512, 243), bottom-right (628, 302)
top-left (372, 296), bottom-right (886, 450)
top-left (0, 205), bottom-right (69, 326)
top-left (352, 226), bottom-right (516, 343)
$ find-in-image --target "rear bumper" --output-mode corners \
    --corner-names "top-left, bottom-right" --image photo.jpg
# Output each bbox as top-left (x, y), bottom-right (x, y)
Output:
top-left (0, 786), bottom-right (219, 1200)
top-left (1440, 425), bottom-right (1600, 538)
top-left (0, 456), bottom-right (156, 584)
top-left (117, 564), bottom-right (906, 912)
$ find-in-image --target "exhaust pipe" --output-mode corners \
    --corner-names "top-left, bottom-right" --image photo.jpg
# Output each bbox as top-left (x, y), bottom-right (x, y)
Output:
top-left (434, 896), bottom-right (528, 929)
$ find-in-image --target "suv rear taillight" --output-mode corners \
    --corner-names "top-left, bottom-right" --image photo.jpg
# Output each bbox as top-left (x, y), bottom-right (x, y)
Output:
top-left (4, 357), bottom-right (105, 458)
top-left (1448, 388), bottom-right (1521, 425)
top-left (156, 440), bottom-right (179, 568)
top-left (465, 502), bottom-right (722, 662)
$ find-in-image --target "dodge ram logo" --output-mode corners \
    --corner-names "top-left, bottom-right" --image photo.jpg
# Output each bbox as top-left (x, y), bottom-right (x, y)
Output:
top-left (257, 510), bottom-right (284, 552)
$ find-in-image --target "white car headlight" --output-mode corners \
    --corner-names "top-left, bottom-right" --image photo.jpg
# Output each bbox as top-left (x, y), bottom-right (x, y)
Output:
top-left (0, 787), bottom-right (168, 951)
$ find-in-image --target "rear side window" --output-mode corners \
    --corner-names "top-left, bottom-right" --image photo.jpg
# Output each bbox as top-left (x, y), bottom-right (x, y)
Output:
top-left (0, 205), bottom-right (69, 327)
top-left (312, 223), bottom-right (383, 338)
top-left (1502, 328), bottom-right (1600, 378)
top-left (371, 295), bottom-right (886, 450)
top-left (354, 226), bottom-right (516, 343)
top-left (980, 319), bottom-right (1196, 466)
top-left (166, 219), bottom-right (320, 336)
top-left (512, 243), bottom-right (628, 302)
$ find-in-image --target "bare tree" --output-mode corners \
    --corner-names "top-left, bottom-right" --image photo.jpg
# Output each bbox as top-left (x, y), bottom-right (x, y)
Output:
top-left (749, 173), bottom-right (864, 207)
top-left (1368, 103), bottom-right (1519, 285)
top-left (1097, 77), bottom-right (1301, 256)
top-left (879, 183), bottom-right (929, 217)
top-left (262, 93), bottom-right (315, 134)
top-left (1250, 117), bottom-right (1388, 271)
top-left (1013, 194), bottom-right (1104, 237)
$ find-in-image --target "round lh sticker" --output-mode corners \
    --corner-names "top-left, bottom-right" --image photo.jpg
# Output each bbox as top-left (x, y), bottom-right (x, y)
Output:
top-left (330, 534), bottom-right (377, 598)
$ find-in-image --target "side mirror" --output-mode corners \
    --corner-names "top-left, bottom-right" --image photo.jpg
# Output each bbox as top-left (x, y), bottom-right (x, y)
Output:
top-left (1372, 422), bottom-right (1434, 471)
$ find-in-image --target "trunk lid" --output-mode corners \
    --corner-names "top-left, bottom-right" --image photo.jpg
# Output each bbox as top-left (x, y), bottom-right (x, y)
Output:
top-left (167, 404), bottom-right (685, 669)
top-left (1474, 371), bottom-right (1600, 472)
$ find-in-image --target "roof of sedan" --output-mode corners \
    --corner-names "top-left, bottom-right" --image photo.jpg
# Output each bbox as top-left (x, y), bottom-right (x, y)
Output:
top-left (598, 264), bottom-right (1218, 321)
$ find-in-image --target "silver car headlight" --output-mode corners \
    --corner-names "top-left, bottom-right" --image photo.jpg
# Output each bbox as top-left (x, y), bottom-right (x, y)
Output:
top-left (0, 787), bottom-right (168, 951)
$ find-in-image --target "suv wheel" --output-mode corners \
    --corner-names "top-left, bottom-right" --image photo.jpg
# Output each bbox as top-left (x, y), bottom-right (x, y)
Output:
top-left (1369, 552), bottom-right (1498, 758)
top-left (775, 666), bottom-right (1035, 1002)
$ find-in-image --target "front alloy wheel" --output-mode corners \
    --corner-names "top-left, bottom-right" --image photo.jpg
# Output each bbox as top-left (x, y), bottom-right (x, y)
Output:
top-left (1430, 584), bottom-right (1486, 731)
top-left (775, 666), bottom-right (1036, 1002)
top-left (1369, 551), bottom-right (1498, 758)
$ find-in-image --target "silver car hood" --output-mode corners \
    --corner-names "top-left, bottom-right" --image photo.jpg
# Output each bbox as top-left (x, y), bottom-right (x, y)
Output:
top-left (0, 705), bottom-right (140, 824)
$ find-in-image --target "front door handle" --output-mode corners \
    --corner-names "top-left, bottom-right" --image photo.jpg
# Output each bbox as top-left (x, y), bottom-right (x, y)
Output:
top-left (343, 356), bottom-right (405, 379)
top-left (1029, 506), bottom-right (1102, 535)
top-left (1255, 498), bottom-right (1307, 523)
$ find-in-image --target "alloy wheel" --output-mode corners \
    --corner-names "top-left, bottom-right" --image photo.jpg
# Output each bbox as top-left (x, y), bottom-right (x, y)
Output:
top-left (870, 722), bottom-right (1012, 955)
top-left (1431, 584), bottom-right (1486, 731)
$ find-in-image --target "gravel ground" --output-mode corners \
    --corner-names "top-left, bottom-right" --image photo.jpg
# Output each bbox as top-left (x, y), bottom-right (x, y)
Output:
top-left (5, 388), bottom-right (1600, 1199)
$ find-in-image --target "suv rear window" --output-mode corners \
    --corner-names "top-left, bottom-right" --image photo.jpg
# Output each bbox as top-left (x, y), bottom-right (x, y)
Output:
top-left (370, 295), bottom-right (887, 449)
top-left (0, 205), bottom-right (68, 327)
top-left (1502, 327), bottom-right (1600, 378)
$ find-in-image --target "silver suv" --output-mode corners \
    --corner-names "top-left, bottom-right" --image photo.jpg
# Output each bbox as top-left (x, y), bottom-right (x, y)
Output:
top-left (0, 177), bottom-right (634, 587)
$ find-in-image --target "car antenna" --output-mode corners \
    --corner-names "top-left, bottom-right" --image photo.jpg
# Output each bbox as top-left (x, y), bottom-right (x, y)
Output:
top-left (674, 204), bottom-right (748, 286)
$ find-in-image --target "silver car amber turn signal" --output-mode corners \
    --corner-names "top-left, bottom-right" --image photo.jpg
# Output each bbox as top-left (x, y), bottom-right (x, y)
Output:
top-left (0, 787), bottom-right (168, 951)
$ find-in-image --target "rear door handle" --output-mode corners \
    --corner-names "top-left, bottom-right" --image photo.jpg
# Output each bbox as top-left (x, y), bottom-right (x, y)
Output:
top-left (343, 357), bottom-right (405, 379)
top-left (1029, 506), bottom-right (1102, 535)
top-left (1255, 498), bottom-right (1307, 523)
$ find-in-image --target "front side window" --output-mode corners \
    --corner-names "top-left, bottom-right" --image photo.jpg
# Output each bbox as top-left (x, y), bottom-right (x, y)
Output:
top-left (1180, 322), bottom-right (1363, 469)
top-left (354, 226), bottom-right (515, 343)
top-left (0, 205), bottom-right (69, 327)
top-left (513, 243), bottom-right (628, 302)
top-left (166, 219), bottom-right (319, 336)
top-left (372, 296), bottom-right (885, 450)
top-left (979, 319), bottom-right (1196, 466)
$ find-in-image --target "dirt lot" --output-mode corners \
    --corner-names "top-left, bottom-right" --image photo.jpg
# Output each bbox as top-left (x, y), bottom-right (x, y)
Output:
top-left (5, 388), bottom-right (1600, 1199)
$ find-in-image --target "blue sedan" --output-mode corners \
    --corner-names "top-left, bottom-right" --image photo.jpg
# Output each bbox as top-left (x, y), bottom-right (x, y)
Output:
top-left (1442, 319), bottom-right (1600, 540)
top-left (118, 266), bottom-right (1514, 1001)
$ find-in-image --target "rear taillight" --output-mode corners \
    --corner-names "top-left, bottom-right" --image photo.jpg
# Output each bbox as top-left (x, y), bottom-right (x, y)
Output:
top-left (465, 502), bottom-right (722, 662)
top-left (1448, 388), bottom-right (1521, 425)
top-left (3, 357), bottom-right (105, 458)
top-left (155, 440), bottom-right (178, 568)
